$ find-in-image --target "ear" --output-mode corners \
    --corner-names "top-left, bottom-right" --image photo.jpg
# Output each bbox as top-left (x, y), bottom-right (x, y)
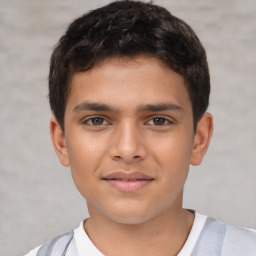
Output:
top-left (190, 113), bottom-right (213, 166)
top-left (50, 116), bottom-right (70, 167)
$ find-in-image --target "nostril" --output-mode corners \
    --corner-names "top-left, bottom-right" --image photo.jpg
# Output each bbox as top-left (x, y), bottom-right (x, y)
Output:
top-left (113, 155), bottom-right (141, 161)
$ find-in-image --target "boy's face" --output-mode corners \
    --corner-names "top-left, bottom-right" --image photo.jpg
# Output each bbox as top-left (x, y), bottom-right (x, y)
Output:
top-left (51, 56), bottom-right (212, 224)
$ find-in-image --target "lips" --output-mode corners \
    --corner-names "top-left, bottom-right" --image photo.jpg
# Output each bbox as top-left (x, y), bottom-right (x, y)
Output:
top-left (102, 172), bottom-right (154, 192)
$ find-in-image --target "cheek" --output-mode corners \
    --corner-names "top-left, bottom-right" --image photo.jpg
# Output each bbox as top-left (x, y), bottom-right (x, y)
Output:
top-left (67, 130), bottom-right (104, 166)
top-left (151, 131), bottom-right (194, 169)
top-left (151, 136), bottom-right (192, 204)
top-left (149, 130), bottom-right (194, 194)
top-left (66, 134), bottom-right (105, 191)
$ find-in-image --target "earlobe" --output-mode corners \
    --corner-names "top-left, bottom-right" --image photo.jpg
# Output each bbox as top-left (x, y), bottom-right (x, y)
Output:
top-left (190, 113), bottom-right (213, 166)
top-left (50, 116), bottom-right (70, 167)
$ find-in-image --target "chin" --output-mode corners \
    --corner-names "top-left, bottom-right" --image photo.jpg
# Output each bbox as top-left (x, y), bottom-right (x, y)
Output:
top-left (110, 214), bottom-right (151, 225)
top-left (106, 205), bottom-right (155, 225)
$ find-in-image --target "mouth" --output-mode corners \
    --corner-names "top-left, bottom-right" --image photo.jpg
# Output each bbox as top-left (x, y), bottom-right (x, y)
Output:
top-left (102, 172), bottom-right (154, 192)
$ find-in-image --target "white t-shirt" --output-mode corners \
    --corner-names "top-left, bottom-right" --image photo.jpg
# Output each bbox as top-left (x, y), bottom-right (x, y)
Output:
top-left (74, 212), bottom-right (207, 256)
top-left (25, 212), bottom-right (256, 256)
top-left (24, 212), bottom-right (207, 255)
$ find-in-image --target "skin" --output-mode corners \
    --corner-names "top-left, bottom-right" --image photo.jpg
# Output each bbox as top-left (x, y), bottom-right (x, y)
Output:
top-left (50, 56), bottom-right (213, 256)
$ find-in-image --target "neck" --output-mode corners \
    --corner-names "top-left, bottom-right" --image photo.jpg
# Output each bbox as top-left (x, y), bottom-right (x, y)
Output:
top-left (84, 203), bottom-right (194, 256)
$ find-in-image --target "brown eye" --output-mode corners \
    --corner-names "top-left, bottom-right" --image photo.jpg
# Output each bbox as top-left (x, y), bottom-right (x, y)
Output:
top-left (152, 117), bottom-right (167, 125)
top-left (82, 116), bottom-right (111, 128)
top-left (91, 117), bottom-right (104, 125)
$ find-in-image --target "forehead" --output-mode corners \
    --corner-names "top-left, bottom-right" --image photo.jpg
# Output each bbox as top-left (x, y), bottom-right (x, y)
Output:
top-left (66, 55), bottom-right (191, 112)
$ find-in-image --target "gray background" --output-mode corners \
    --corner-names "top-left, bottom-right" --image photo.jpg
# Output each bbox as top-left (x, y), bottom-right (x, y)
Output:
top-left (0, 0), bottom-right (255, 255)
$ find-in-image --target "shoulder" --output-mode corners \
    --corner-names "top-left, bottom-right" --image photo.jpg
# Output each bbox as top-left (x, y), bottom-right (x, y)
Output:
top-left (195, 216), bottom-right (256, 256)
top-left (24, 231), bottom-right (75, 256)
top-left (222, 222), bottom-right (256, 254)
top-left (206, 217), bottom-right (256, 243)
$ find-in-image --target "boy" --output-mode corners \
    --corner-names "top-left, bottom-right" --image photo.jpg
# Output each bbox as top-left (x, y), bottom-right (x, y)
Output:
top-left (26, 1), bottom-right (256, 255)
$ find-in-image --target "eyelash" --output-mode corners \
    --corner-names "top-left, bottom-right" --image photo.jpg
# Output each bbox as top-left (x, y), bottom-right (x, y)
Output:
top-left (82, 117), bottom-right (110, 126)
top-left (146, 117), bottom-right (173, 126)
top-left (82, 116), bottom-right (173, 126)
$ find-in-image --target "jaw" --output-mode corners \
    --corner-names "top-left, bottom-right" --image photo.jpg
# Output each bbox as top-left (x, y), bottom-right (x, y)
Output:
top-left (86, 187), bottom-right (185, 226)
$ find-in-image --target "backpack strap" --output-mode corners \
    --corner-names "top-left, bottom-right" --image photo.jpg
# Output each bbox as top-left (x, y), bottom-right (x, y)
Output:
top-left (37, 231), bottom-right (74, 256)
top-left (191, 217), bottom-right (256, 256)
top-left (191, 217), bottom-right (226, 256)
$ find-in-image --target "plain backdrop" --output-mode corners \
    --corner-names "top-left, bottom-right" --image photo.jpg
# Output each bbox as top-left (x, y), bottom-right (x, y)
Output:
top-left (0, 0), bottom-right (255, 255)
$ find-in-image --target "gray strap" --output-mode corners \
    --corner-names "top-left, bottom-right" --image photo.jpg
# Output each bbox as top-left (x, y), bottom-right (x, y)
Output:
top-left (62, 233), bottom-right (74, 256)
top-left (37, 231), bottom-right (74, 256)
top-left (191, 217), bottom-right (226, 256)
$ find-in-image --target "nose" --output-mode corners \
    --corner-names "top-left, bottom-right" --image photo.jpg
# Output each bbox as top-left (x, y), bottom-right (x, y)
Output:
top-left (109, 120), bottom-right (147, 163)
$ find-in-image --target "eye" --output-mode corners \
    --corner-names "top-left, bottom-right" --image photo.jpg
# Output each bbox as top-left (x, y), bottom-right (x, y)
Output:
top-left (147, 117), bottom-right (172, 126)
top-left (83, 117), bottom-right (108, 126)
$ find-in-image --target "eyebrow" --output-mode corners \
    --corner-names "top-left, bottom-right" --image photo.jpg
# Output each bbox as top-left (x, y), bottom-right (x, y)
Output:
top-left (136, 103), bottom-right (183, 112)
top-left (73, 102), bottom-right (183, 113)
top-left (73, 102), bottom-right (116, 112)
